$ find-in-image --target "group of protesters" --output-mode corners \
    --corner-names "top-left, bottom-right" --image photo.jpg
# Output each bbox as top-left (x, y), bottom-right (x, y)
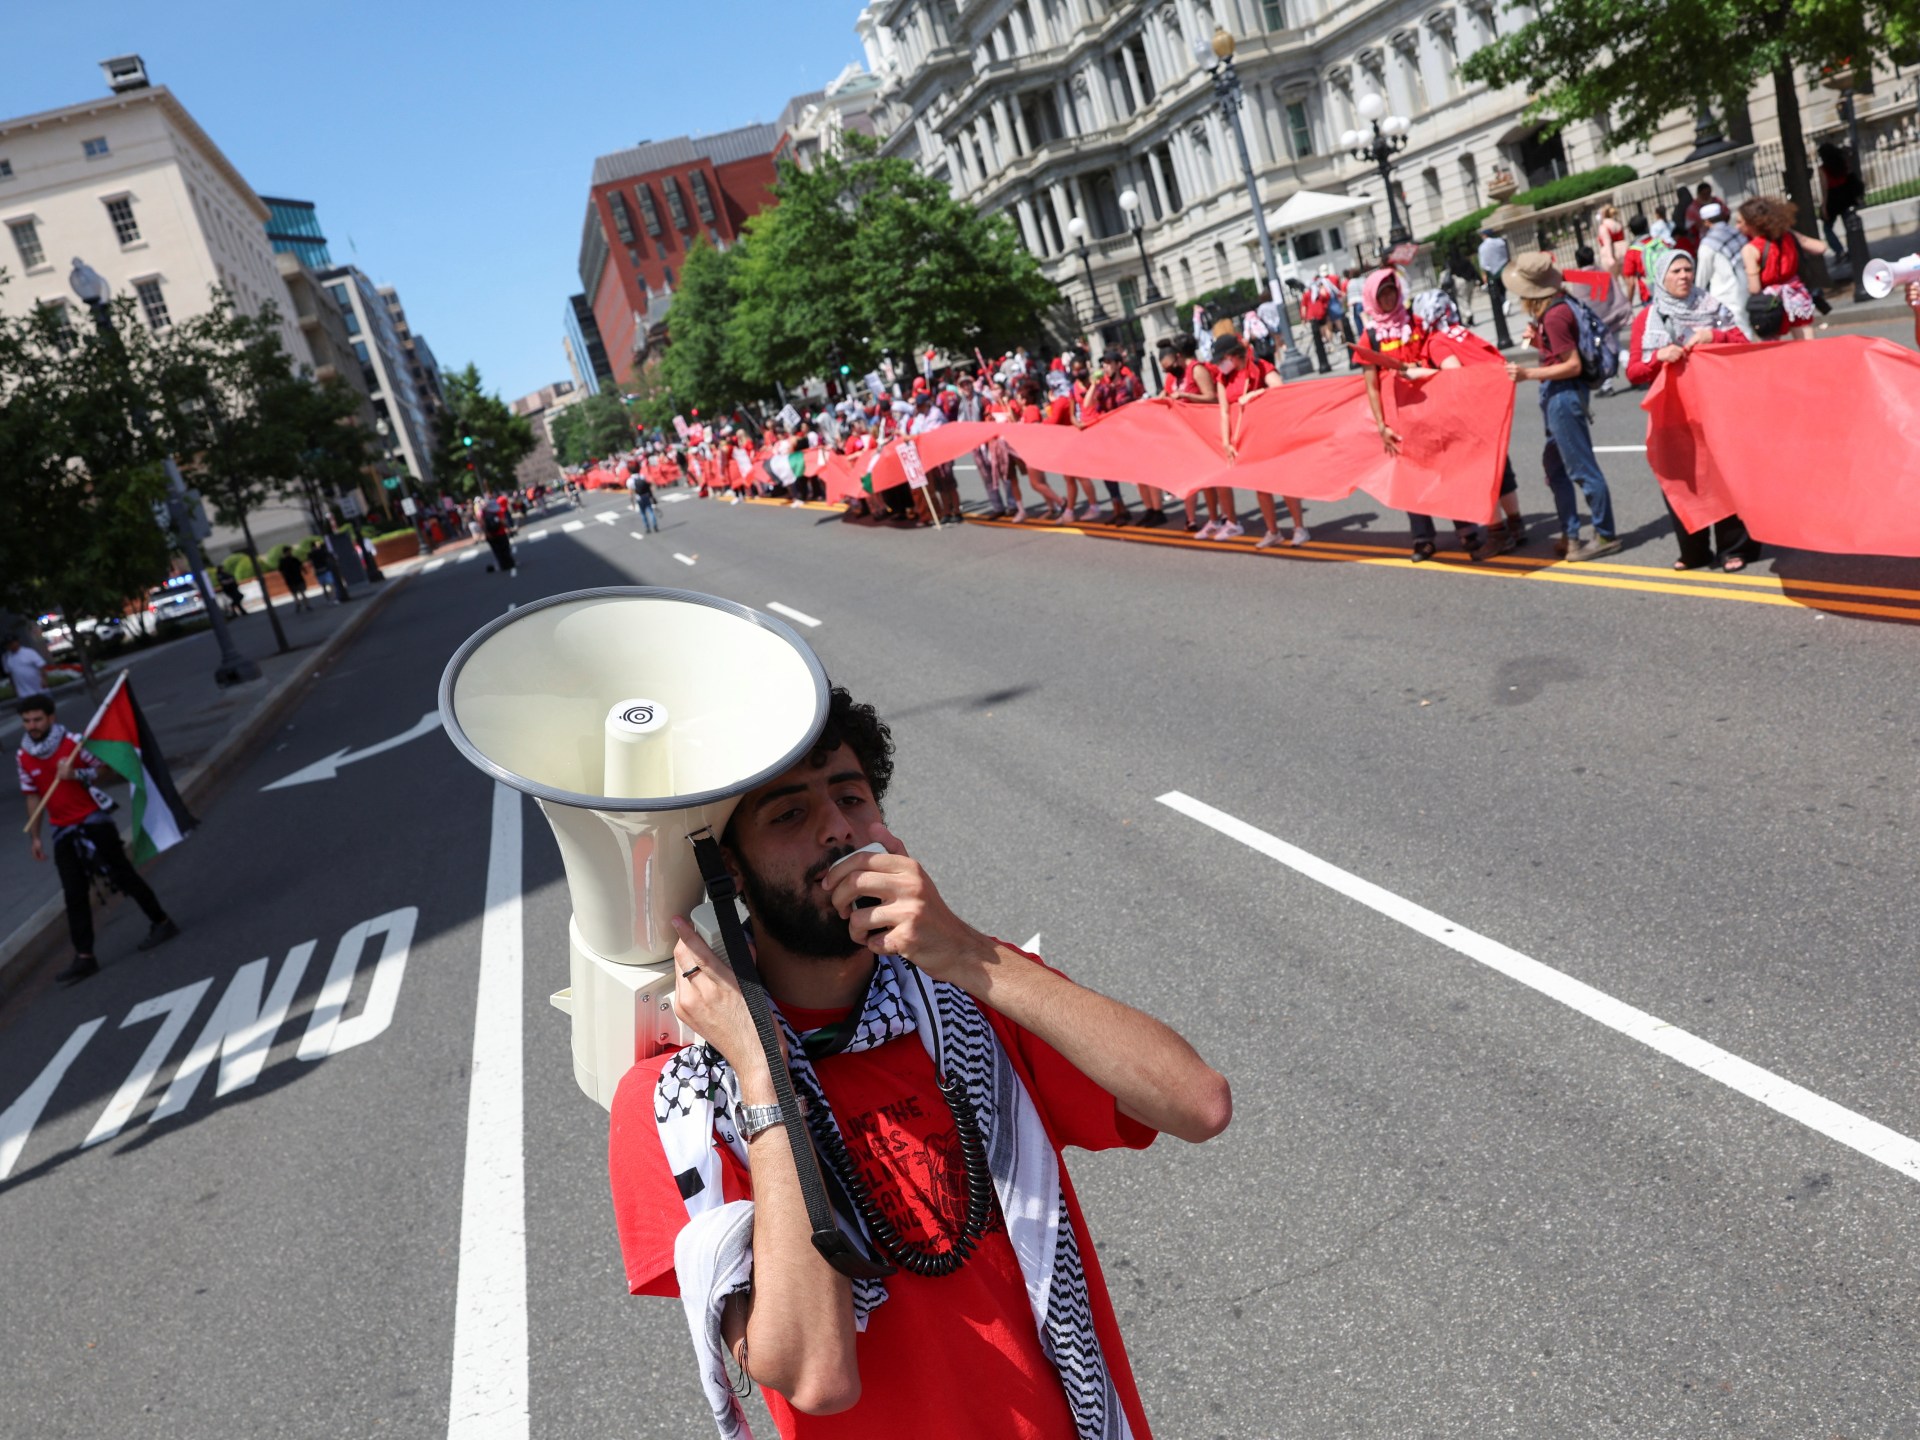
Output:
top-left (598, 193), bottom-right (1918, 572)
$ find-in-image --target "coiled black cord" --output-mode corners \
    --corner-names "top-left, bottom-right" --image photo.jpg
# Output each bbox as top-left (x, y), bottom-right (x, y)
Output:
top-left (807, 1068), bottom-right (995, 1278)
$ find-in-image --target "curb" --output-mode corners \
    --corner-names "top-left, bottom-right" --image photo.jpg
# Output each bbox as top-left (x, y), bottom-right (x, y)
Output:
top-left (0, 570), bottom-right (417, 1019)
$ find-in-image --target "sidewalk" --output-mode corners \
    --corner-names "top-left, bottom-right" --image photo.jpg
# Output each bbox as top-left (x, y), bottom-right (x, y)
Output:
top-left (0, 535), bottom-right (461, 998)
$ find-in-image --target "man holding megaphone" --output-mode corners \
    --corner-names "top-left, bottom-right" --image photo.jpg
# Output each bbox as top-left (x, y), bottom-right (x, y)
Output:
top-left (609, 688), bottom-right (1231, 1439)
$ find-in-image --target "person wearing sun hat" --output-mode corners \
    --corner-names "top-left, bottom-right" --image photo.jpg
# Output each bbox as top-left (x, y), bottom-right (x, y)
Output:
top-left (1502, 251), bottom-right (1620, 562)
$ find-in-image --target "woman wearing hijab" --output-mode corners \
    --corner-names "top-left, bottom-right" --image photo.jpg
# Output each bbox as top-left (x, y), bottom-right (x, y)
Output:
top-left (1624, 248), bottom-right (1758, 571)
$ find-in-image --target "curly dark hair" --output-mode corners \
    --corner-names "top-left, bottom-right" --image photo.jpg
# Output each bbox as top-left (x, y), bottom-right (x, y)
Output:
top-left (808, 686), bottom-right (894, 804)
top-left (1738, 195), bottom-right (1798, 241)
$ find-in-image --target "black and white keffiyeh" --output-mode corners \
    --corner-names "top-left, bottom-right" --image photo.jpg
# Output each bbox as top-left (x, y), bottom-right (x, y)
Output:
top-left (655, 953), bottom-right (1133, 1440)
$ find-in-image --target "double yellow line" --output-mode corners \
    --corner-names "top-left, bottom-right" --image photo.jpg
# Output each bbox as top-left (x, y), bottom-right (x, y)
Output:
top-left (967, 514), bottom-right (1920, 624)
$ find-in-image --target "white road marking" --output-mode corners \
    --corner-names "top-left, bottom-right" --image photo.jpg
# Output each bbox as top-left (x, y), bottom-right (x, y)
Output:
top-left (0, 1019), bottom-right (105, 1180)
top-left (630, 531), bottom-right (648, 540)
top-left (1157, 790), bottom-right (1920, 1185)
top-left (1593, 445), bottom-right (1649, 453)
top-left (446, 782), bottom-right (528, 1439)
top-left (673, 553), bottom-right (697, 566)
top-left (660, 493), bottom-right (692, 503)
top-left (262, 709), bottom-right (441, 790)
top-left (457, 548), bottom-right (481, 563)
top-left (524, 529), bottom-right (548, 541)
top-left (295, 910), bottom-right (419, 1059)
top-left (83, 980), bottom-right (214, 1148)
top-left (765, 601), bottom-right (822, 628)
top-left (1021, 933), bottom-right (1042, 955)
top-left (596, 513), bottom-right (617, 525)
top-left (152, 941), bottom-right (316, 1121)
top-left (562, 521), bottom-right (585, 534)
top-left (423, 558), bottom-right (446, 573)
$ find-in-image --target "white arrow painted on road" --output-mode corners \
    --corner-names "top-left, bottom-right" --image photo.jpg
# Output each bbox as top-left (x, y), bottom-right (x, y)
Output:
top-left (596, 513), bottom-right (618, 525)
top-left (261, 709), bottom-right (441, 790)
top-left (673, 553), bottom-right (697, 566)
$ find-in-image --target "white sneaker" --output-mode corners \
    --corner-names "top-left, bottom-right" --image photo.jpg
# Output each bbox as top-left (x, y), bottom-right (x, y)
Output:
top-left (1217, 520), bottom-right (1245, 539)
top-left (1006, 506), bottom-right (1026, 523)
top-left (1197, 520), bottom-right (1221, 540)
top-left (790, 498), bottom-right (804, 507)
top-left (1255, 529), bottom-right (1284, 549)
top-left (1289, 526), bottom-right (1311, 546)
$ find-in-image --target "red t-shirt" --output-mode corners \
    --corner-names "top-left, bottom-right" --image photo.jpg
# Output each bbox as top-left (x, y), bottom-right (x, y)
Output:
top-left (1019, 402), bottom-right (1044, 424)
top-left (1215, 356), bottom-right (1274, 406)
top-left (17, 734), bottom-right (105, 829)
top-left (607, 952), bottom-right (1156, 1440)
top-left (1534, 300), bottom-right (1582, 369)
top-left (1044, 395), bottom-right (1075, 426)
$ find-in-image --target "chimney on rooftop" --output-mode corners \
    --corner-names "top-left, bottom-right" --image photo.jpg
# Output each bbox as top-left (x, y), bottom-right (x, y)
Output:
top-left (100, 55), bottom-right (151, 94)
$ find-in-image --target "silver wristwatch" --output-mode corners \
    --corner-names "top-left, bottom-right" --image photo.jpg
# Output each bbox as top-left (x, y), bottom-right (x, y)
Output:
top-left (736, 1103), bottom-right (785, 1141)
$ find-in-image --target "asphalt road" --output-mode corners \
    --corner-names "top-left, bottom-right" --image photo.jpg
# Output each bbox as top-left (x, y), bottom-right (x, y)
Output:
top-left (6, 344), bottom-right (1920, 1440)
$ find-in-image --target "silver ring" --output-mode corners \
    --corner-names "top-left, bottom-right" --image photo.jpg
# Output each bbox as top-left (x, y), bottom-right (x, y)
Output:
top-left (681, 965), bottom-right (700, 979)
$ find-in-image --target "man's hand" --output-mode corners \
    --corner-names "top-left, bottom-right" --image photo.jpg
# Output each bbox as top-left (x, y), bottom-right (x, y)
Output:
top-left (30, 834), bottom-right (45, 863)
top-left (667, 917), bottom-right (784, 1080)
top-left (821, 825), bottom-right (990, 985)
top-left (1505, 360), bottom-right (1531, 383)
top-left (1377, 422), bottom-right (1403, 456)
top-left (53, 754), bottom-right (74, 784)
top-left (1657, 343), bottom-right (1686, 364)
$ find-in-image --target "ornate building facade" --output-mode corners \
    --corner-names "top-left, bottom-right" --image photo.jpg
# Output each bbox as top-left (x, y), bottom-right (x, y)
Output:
top-left (851, 0), bottom-right (1895, 340)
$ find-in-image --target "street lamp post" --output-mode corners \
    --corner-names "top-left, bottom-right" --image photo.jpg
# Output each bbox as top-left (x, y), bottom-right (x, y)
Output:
top-left (69, 259), bottom-right (259, 687)
top-left (1340, 93), bottom-right (1413, 256)
top-left (1064, 215), bottom-right (1109, 338)
top-left (1117, 188), bottom-right (1167, 390)
top-left (1198, 25), bottom-right (1312, 381)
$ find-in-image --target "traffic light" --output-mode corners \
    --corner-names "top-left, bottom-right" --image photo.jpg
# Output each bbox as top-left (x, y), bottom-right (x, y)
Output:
top-left (839, 364), bottom-right (851, 376)
top-left (462, 435), bottom-right (475, 447)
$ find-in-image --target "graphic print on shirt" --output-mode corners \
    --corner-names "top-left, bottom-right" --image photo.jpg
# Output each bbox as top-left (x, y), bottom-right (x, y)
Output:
top-left (840, 1091), bottom-right (1003, 1248)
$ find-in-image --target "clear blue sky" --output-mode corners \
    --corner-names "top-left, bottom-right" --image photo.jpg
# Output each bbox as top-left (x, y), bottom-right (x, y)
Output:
top-left (2, 1), bottom-right (867, 402)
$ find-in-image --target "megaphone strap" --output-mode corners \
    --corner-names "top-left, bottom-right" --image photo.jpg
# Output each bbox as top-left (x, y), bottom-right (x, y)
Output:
top-left (686, 830), bottom-right (895, 1281)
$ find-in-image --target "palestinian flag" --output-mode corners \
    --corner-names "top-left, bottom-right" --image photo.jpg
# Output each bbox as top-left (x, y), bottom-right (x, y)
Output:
top-left (81, 673), bottom-right (196, 861)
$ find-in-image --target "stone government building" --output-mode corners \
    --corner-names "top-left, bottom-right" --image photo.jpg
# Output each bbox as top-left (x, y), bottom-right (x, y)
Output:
top-left (851, 0), bottom-right (1920, 338)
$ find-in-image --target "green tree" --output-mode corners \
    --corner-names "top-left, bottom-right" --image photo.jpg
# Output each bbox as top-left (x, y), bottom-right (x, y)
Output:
top-left (0, 280), bottom-right (174, 667)
top-left (433, 363), bottom-right (536, 495)
top-left (550, 388), bottom-right (637, 467)
top-left (656, 240), bottom-right (755, 416)
top-left (1459, 0), bottom-right (1916, 263)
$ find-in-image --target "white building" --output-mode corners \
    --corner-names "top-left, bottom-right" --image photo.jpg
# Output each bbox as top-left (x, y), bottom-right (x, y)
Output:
top-left (318, 264), bottom-right (438, 494)
top-left (852, 1), bottom-right (1917, 340)
top-left (0, 56), bottom-right (310, 367)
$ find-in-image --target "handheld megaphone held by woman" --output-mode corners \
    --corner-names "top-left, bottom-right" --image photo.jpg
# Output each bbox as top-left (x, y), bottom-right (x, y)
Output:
top-left (440, 587), bottom-right (831, 1109)
top-left (1863, 254), bottom-right (1920, 299)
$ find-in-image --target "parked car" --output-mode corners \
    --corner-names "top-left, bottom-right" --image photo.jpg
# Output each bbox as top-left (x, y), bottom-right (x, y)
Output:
top-left (148, 575), bottom-right (208, 625)
top-left (74, 615), bottom-right (128, 646)
top-left (33, 611), bottom-right (74, 655)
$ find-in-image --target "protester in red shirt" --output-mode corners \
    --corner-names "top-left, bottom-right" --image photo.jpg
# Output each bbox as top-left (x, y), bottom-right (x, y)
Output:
top-left (1039, 375), bottom-right (1103, 524)
top-left (1409, 289), bottom-right (1527, 551)
top-left (1010, 375), bottom-right (1068, 518)
top-left (1213, 334), bottom-right (1309, 549)
top-left (1158, 336), bottom-right (1232, 536)
top-left (18, 694), bottom-right (177, 985)
top-left (1078, 353), bottom-right (1143, 526)
top-left (608, 689), bottom-right (1230, 1438)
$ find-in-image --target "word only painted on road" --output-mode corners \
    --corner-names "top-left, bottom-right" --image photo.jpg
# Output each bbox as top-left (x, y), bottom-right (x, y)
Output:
top-left (0, 907), bottom-right (418, 1183)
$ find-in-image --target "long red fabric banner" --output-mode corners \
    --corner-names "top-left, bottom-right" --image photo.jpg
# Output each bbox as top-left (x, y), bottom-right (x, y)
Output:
top-left (1644, 336), bottom-right (1920, 555)
top-left (822, 369), bottom-right (1512, 520)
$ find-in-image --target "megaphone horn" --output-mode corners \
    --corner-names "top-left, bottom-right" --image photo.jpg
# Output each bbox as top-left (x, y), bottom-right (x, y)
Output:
top-left (440, 587), bottom-right (830, 1108)
top-left (1862, 253), bottom-right (1920, 300)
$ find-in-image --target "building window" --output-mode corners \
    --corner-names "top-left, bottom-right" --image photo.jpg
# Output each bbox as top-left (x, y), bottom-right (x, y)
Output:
top-left (134, 279), bottom-right (170, 330)
top-left (9, 218), bottom-right (45, 269)
top-left (82, 137), bottom-right (110, 159)
top-left (352, 340), bottom-right (370, 363)
top-left (662, 264), bottom-right (674, 289)
top-left (1295, 229), bottom-right (1325, 258)
top-left (105, 196), bottom-right (141, 244)
top-left (663, 177), bottom-right (691, 232)
top-left (0, 160), bottom-right (12, 179)
top-left (634, 183), bottom-right (663, 236)
top-left (609, 193), bottom-right (636, 245)
top-left (689, 170), bottom-right (717, 224)
top-left (325, 281), bottom-right (351, 312)
top-left (1286, 99), bottom-right (1314, 157)
top-left (1261, 0), bottom-right (1287, 28)
top-left (39, 299), bottom-right (76, 351)
top-left (342, 308), bottom-right (361, 336)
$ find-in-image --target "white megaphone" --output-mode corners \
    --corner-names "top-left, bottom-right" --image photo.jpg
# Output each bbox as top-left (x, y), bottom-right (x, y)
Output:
top-left (1862, 253), bottom-right (1920, 299)
top-left (440, 587), bottom-right (830, 1109)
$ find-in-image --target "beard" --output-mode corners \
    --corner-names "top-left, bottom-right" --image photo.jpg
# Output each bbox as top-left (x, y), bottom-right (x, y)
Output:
top-left (737, 844), bottom-right (860, 960)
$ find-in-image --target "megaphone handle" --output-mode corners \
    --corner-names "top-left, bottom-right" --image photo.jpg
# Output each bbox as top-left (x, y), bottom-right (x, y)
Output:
top-left (687, 833), bottom-right (895, 1282)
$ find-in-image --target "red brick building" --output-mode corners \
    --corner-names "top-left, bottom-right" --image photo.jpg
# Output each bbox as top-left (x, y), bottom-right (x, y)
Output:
top-left (579, 123), bottom-right (779, 386)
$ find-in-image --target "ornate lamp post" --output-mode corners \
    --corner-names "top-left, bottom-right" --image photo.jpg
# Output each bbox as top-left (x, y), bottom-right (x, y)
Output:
top-left (1340, 92), bottom-right (1412, 254)
top-left (1117, 187), bottom-right (1166, 388)
top-left (1064, 214), bottom-right (1109, 336)
top-left (1197, 25), bottom-right (1312, 380)
top-left (69, 258), bottom-right (259, 687)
